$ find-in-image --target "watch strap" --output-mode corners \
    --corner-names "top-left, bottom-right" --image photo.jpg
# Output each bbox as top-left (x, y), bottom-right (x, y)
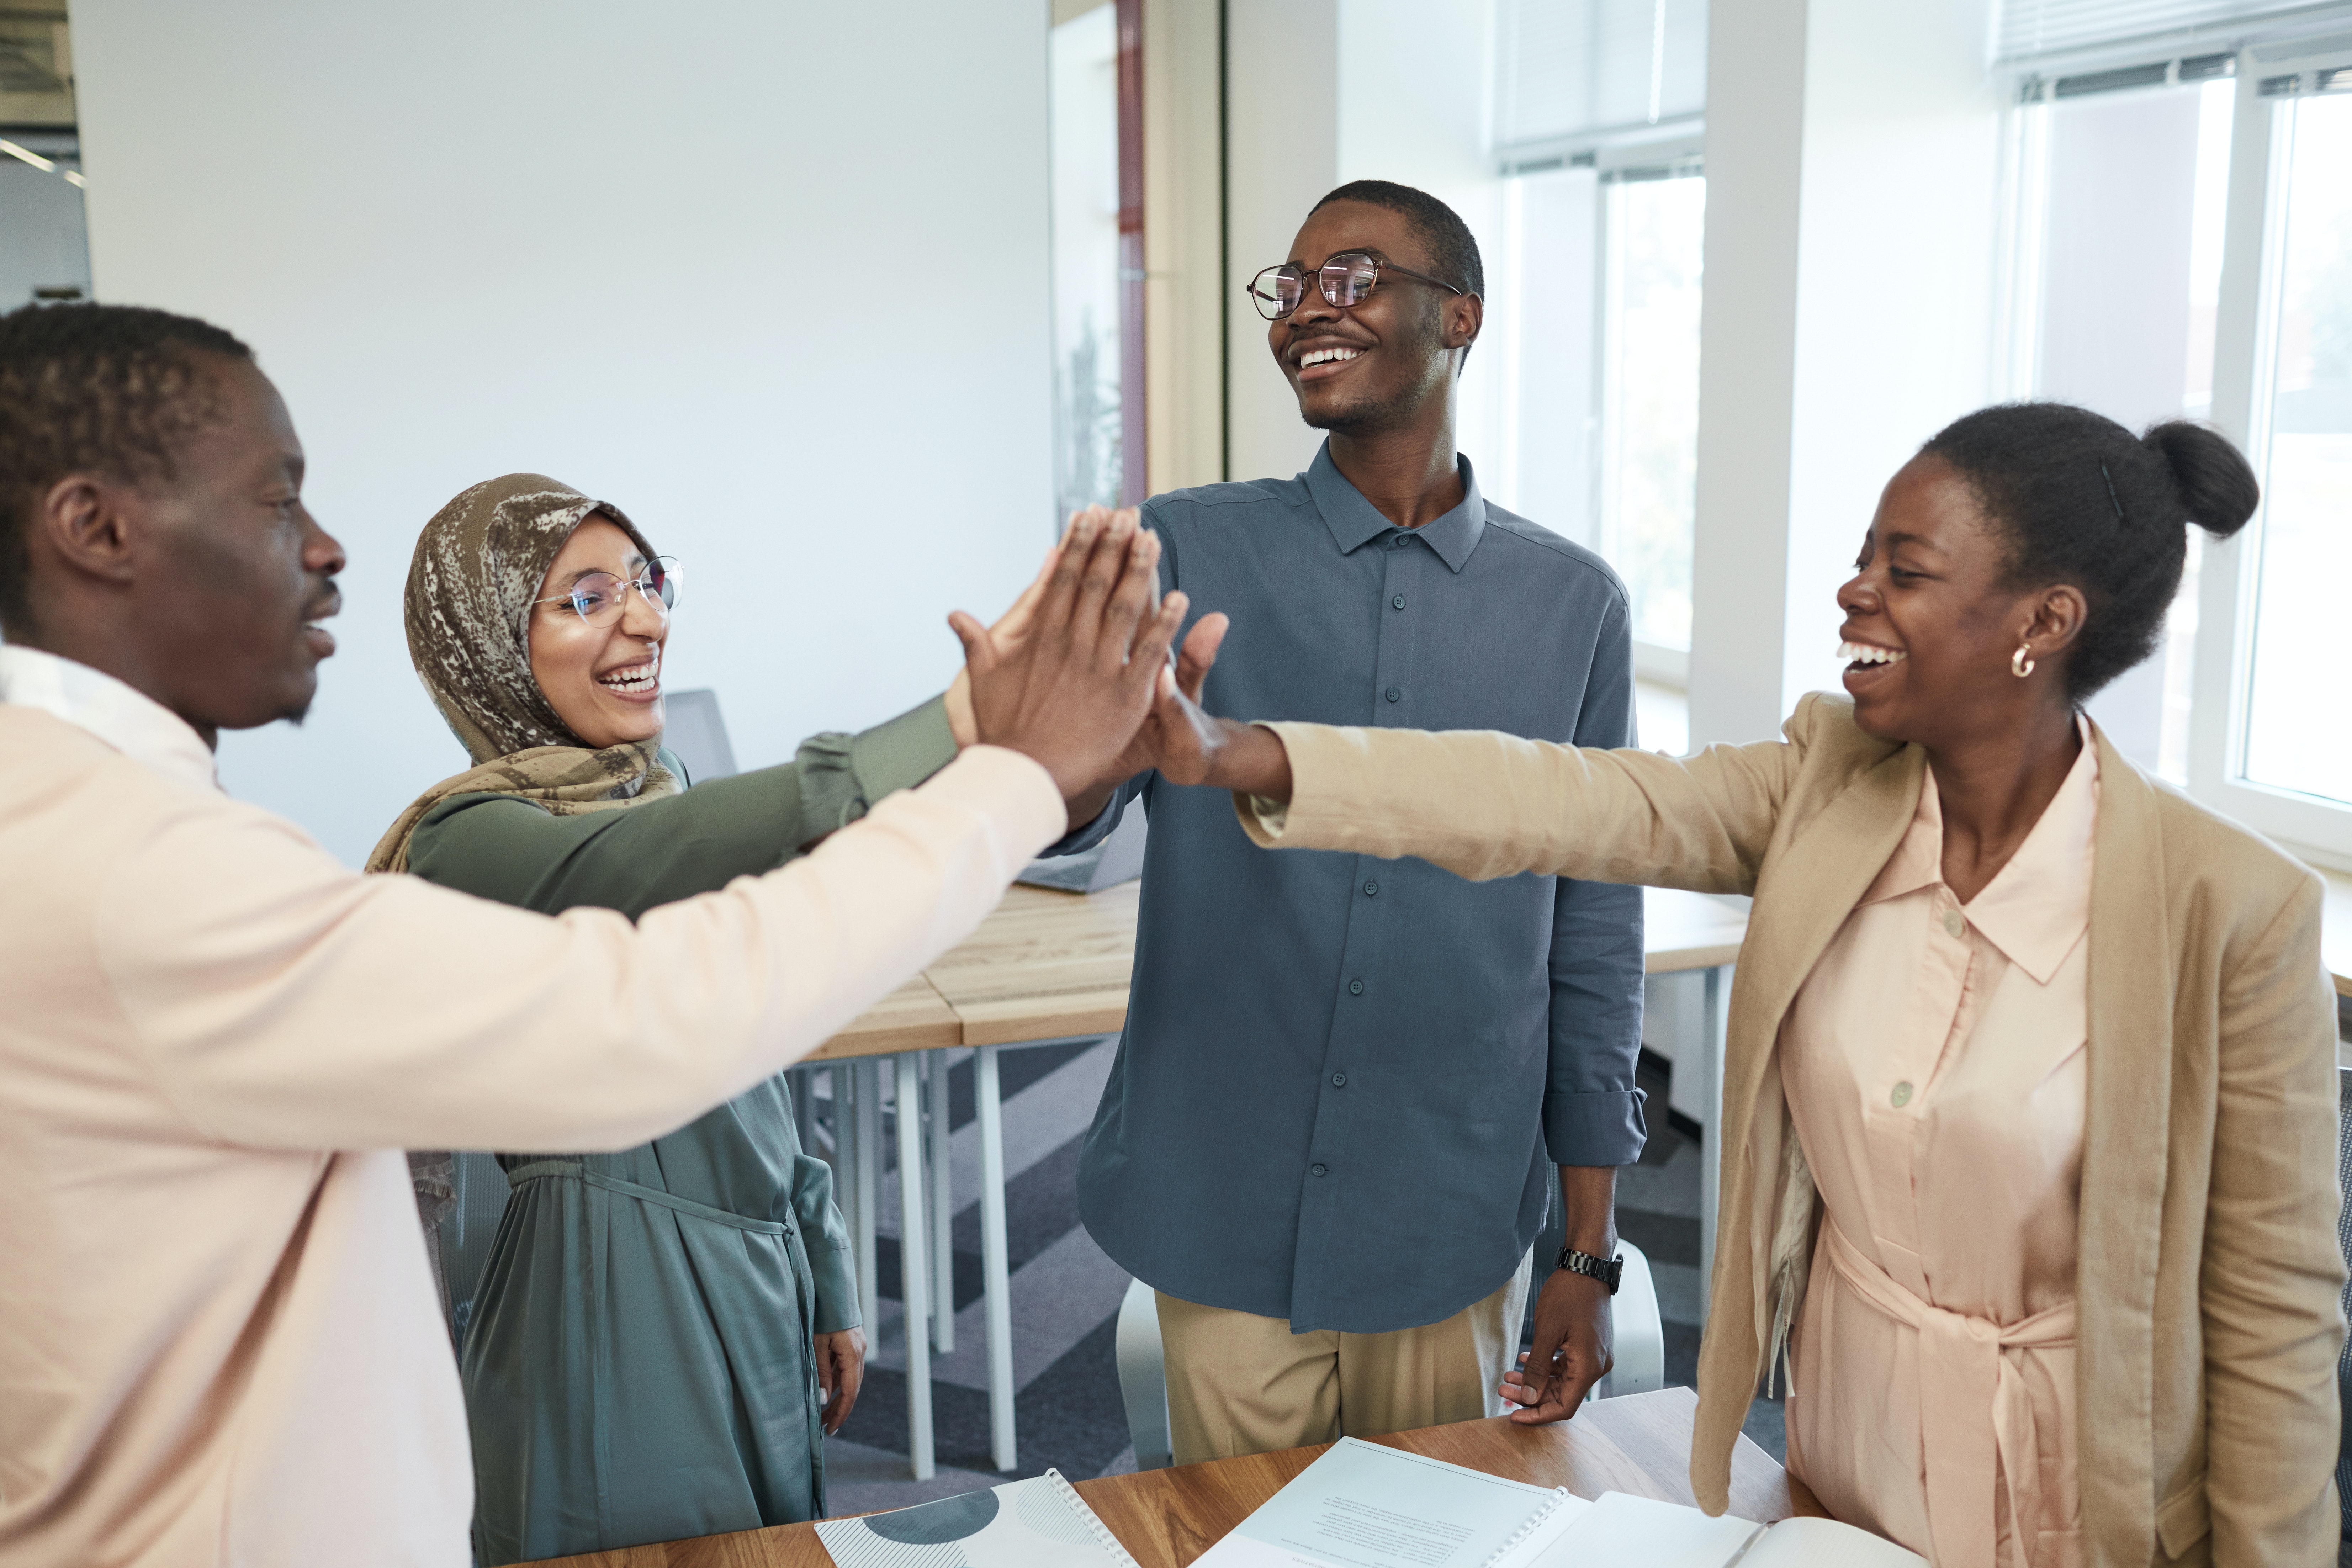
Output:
top-left (1555, 1245), bottom-right (1624, 1295)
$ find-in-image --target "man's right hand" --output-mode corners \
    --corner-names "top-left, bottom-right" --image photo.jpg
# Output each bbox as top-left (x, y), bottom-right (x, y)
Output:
top-left (949, 510), bottom-right (1185, 818)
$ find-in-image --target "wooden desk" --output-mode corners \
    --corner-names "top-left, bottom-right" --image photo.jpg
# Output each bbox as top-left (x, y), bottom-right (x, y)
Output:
top-left (1638, 889), bottom-right (1750, 1307)
top-left (924, 883), bottom-right (1140, 1047)
top-left (519, 1388), bottom-right (1820, 1568)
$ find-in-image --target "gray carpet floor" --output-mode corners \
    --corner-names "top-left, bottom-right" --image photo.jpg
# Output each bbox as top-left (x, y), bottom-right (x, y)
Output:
top-left (809, 1042), bottom-right (1784, 1519)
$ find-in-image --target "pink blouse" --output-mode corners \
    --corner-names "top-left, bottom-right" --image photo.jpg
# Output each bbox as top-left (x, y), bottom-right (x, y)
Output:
top-left (1781, 730), bottom-right (2097, 1568)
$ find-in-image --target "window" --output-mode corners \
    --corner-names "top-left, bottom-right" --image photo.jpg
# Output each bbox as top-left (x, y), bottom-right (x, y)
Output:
top-left (1598, 168), bottom-right (1704, 654)
top-left (2194, 43), bottom-right (2352, 857)
top-left (1999, 10), bottom-right (2352, 863)
top-left (1048, 4), bottom-right (1124, 521)
top-left (2001, 70), bottom-right (2235, 778)
top-left (1487, 0), bottom-right (1708, 674)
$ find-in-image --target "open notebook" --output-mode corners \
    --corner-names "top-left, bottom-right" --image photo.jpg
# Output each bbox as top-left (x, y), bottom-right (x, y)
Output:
top-left (1189, 1438), bottom-right (1923, 1568)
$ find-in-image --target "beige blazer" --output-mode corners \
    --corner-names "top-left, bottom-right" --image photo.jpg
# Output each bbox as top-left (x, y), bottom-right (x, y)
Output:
top-left (1247, 693), bottom-right (2342, 1567)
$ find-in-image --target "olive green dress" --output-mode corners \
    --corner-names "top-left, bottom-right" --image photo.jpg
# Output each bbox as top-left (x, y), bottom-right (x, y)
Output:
top-left (406, 698), bottom-right (958, 1566)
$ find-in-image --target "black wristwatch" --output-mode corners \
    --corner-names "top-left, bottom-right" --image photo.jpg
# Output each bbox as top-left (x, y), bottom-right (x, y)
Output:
top-left (1556, 1245), bottom-right (1624, 1295)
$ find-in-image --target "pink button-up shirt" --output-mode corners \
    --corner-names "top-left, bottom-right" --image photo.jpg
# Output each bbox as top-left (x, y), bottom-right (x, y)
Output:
top-left (1781, 727), bottom-right (2097, 1568)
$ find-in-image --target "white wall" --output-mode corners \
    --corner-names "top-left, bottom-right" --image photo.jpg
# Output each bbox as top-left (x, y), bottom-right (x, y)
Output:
top-left (1338, 0), bottom-right (1513, 510)
top-left (1225, 0), bottom-right (1338, 484)
top-left (1688, 0), bottom-right (2003, 748)
top-left (71, 0), bottom-right (1053, 865)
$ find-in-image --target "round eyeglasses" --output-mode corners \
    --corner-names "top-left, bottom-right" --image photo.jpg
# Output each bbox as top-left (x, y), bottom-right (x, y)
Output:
top-left (533, 557), bottom-right (679, 626)
top-left (1245, 249), bottom-right (1466, 321)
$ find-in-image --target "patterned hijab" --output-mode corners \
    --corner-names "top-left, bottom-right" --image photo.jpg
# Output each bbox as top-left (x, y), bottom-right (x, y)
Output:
top-left (365, 473), bottom-right (682, 875)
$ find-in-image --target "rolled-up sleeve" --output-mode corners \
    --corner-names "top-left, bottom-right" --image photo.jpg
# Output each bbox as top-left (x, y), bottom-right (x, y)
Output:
top-left (1543, 598), bottom-right (1646, 1166)
top-left (790, 1149), bottom-right (862, 1333)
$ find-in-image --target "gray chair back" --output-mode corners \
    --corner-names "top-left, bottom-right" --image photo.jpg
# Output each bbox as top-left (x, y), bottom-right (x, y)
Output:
top-left (662, 688), bottom-right (738, 783)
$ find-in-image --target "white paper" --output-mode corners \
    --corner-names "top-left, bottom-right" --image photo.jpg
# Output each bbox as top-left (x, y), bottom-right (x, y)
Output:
top-left (1191, 1436), bottom-right (1568, 1568)
top-left (1736, 1517), bottom-right (1927, 1568)
top-left (1521, 1491), bottom-right (1761, 1568)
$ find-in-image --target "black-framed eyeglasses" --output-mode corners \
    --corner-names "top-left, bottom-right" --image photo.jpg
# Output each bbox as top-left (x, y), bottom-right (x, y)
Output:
top-left (1245, 249), bottom-right (1466, 320)
top-left (531, 557), bottom-right (680, 626)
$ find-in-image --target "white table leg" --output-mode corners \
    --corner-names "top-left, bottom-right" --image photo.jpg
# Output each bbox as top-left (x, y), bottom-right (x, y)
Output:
top-left (1698, 964), bottom-right (1730, 1314)
top-left (977, 1044), bottom-right (1016, 1471)
top-left (853, 1061), bottom-right (881, 1336)
top-left (927, 1050), bottom-right (954, 1355)
top-left (894, 1054), bottom-right (935, 1480)
top-left (791, 1067), bottom-right (817, 1162)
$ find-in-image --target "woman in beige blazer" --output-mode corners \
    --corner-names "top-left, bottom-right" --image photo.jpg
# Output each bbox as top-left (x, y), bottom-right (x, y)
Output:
top-left (1145, 403), bottom-right (2342, 1566)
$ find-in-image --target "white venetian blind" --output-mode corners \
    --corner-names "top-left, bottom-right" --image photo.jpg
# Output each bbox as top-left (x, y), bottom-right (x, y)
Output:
top-left (1997, 0), bottom-right (2349, 62)
top-left (1494, 0), bottom-right (1709, 154)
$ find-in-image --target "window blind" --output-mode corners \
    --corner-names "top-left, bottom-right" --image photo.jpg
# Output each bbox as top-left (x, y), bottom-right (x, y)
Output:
top-left (1494, 0), bottom-right (1708, 155)
top-left (1997, 0), bottom-right (2350, 63)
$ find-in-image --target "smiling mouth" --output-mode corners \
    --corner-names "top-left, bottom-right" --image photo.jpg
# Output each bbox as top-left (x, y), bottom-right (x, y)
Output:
top-left (1837, 639), bottom-right (1907, 674)
top-left (1294, 344), bottom-right (1363, 381)
top-left (597, 648), bottom-right (662, 696)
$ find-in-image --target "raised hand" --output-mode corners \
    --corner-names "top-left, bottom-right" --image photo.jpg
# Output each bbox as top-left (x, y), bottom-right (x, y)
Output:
top-left (949, 509), bottom-right (1185, 817)
top-left (943, 517), bottom-right (1084, 748)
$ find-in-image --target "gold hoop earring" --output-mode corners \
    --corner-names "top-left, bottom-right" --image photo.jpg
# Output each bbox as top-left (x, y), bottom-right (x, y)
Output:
top-left (2011, 644), bottom-right (2036, 678)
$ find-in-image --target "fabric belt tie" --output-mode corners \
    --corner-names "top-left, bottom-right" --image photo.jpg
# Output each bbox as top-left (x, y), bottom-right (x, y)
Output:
top-left (503, 1160), bottom-right (791, 1236)
top-left (1820, 1217), bottom-right (2074, 1568)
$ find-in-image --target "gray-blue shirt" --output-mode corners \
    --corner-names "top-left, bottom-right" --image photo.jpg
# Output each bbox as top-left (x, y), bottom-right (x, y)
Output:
top-left (1064, 442), bottom-right (1647, 1334)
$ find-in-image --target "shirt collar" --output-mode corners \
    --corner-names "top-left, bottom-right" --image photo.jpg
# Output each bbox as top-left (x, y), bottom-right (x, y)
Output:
top-left (0, 643), bottom-right (221, 793)
top-left (1860, 720), bottom-right (2099, 985)
top-left (1303, 440), bottom-right (1488, 572)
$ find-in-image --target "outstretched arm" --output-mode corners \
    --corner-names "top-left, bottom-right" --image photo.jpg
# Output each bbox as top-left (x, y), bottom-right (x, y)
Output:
top-left (1148, 705), bottom-right (1808, 898)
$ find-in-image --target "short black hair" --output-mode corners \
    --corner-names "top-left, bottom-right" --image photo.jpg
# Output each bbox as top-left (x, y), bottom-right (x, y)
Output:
top-left (1921, 402), bottom-right (2258, 702)
top-left (1310, 179), bottom-right (1485, 302)
top-left (0, 302), bottom-right (254, 635)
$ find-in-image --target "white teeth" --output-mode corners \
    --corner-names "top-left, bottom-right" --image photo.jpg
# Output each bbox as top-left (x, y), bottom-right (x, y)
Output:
top-left (597, 649), bottom-right (662, 691)
top-left (1837, 640), bottom-right (1907, 666)
top-left (1300, 346), bottom-right (1361, 368)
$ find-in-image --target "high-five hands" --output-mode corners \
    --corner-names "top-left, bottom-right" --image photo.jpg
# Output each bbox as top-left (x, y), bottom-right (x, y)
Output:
top-left (949, 508), bottom-right (1188, 824)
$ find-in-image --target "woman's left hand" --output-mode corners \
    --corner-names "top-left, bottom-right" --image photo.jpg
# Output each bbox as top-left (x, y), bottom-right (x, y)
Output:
top-left (815, 1326), bottom-right (867, 1435)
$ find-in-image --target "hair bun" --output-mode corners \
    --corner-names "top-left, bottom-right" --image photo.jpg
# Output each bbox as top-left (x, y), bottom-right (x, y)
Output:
top-left (2142, 420), bottom-right (2258, 540)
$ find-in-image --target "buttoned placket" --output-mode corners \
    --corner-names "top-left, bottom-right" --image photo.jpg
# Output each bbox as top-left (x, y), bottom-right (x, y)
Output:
top-left (1297, 530), bottom-right (1429, 1224)
top-left (1863, 883), bottom-right (1991, 1299)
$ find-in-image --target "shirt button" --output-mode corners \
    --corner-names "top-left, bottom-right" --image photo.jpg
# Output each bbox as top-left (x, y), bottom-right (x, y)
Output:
top-left (1943, 910), bottom-right (1965, 938)
top-left (1363, 879), bottom-right (1379, 896)
top-left (1331, 1072), bottom-right (1347, 1087)
top-left (1348, 979), bottom-right (1365, 996)
top-left (1311, 1163), bottom-right (1329, 1177)
top-left (1891, 1081), bottom-right (1914, 1108)
top-left (1391, 593), bottom-right (1407, 610)
top-left (1384, 686), bottom-right (1401, 703)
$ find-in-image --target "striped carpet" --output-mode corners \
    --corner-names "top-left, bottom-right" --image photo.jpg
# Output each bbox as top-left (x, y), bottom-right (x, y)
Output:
top-left (810, 1043), bottom-right (1784, 1518)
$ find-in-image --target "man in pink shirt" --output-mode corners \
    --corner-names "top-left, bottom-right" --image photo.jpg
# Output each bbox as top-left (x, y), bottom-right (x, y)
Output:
top-left (0, 302), bottom-right (1188, 1567)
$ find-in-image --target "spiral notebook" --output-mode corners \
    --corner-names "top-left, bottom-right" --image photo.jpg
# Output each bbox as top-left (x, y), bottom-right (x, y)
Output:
top-left (1186, 1440), bottom-right (1925, 1568)
top-left (1188, 1437), bottom-right (1591, 1568)
top-left (814, 1469), bottom-right (1141, 1568)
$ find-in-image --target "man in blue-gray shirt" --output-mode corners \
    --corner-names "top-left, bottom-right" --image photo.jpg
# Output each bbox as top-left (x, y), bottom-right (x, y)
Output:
top-left (1059, 180), bottom-right (1645, 1462)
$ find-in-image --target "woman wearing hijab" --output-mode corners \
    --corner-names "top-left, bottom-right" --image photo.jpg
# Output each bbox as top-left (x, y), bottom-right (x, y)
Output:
top-left (370, 474), bottom-right (1082, 1564)
top-left (1149, 405), bottom-right (2342, 1565)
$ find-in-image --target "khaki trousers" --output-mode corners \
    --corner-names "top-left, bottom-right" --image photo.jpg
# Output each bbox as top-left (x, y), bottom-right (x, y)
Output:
top-left (1155, 1249), bottom-right (1535, 1465)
